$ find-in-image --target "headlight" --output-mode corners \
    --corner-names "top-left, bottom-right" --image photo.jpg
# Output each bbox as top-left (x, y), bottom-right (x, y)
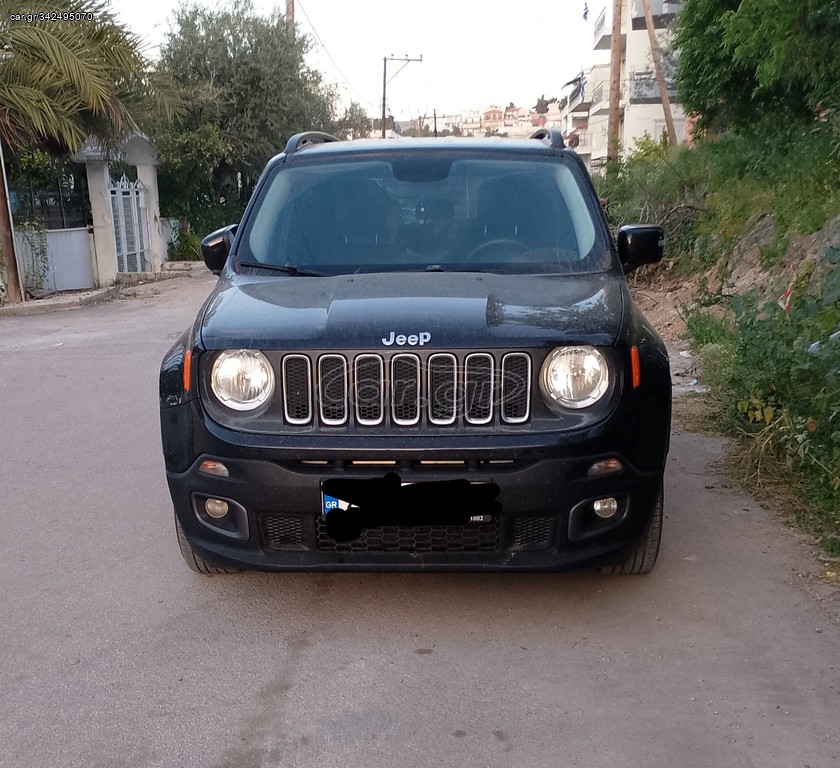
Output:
top-left (540, 346), bottom-right (609, 409)
top-left (211, 350), bottom-right (275, 411)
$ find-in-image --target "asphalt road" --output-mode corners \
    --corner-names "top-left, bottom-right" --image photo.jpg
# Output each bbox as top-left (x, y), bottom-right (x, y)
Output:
top-left (1, 271), bottom-right (838, 768)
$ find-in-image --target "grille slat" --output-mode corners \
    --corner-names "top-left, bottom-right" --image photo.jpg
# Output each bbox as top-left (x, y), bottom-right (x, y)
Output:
top-left (278, 351), bottom-right (531, 427)
top-left (465, 353), bottom-right (494, 424)
top-left (428, 353), bottom-right (457, 424)
top-left (501, 353), bottom-right (531, 424)
top-left (318, 354), bottom-right (348, 425)
top-left (391, 354), bottom-right (420, 425)
top-left (282, 355), bottom-right (312, 424)
top-left (355, 354), bottom-right (385, 425)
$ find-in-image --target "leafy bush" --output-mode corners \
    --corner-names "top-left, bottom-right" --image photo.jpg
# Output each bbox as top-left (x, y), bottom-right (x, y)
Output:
top-left (190, 198), bottom-right (246, 240)
top-left (167, 229), bottom-right (202, 261)
top-left (687, 246), bottom-right (840, 553)
top-left (596, 134), bottom-right (711, 273)
top-left (594, 122), bottom-right (840, 277)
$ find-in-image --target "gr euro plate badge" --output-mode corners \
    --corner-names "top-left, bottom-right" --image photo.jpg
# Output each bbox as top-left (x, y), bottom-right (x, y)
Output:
top-left (322, 494), bottom-right (350, 516)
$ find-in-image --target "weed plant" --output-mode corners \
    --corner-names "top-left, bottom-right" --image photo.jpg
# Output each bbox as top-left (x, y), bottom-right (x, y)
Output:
top-left (612, 120), bottom-right (840, 554)
top-left (686, 247), bottom-right (840, 555)
top-left (167, 229), bottom-right (202, 261)
top-left (595, 120), bottom-right (840, 276)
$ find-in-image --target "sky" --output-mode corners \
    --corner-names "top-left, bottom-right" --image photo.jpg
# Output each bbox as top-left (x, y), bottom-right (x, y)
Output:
top-left (108, 0), bottom-right (600, 121)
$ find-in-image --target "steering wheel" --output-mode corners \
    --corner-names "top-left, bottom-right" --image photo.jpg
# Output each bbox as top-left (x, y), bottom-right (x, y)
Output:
top-left (464, 239), bottom-right (529, 262)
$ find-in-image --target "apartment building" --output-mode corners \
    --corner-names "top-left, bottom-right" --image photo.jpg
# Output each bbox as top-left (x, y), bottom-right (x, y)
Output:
top-left (461, 109), bottom-right (482, 136)
top-left (482, 106), bottom-right (504, 134)
top-left (564, 0), bottom-right (686, 170)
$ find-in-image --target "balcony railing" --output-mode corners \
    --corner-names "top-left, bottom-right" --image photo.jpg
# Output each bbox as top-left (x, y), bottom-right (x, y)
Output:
top-left (630, 0), bottom-right (683, 17)
top-left (629, 73), bottom-right (677, 101)
top-left (566, 131), bottom-right (592, 150)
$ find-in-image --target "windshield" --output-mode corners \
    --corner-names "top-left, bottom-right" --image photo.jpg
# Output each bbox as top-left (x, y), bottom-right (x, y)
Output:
top-left (237, 153), bottom-right (611, 275)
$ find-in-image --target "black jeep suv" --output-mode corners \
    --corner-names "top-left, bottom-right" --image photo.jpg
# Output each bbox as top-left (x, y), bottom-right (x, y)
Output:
top-left (160, 129), bottom-right (671, 574)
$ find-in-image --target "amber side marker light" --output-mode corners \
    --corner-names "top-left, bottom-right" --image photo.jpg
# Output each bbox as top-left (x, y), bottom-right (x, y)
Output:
top-left (183, 349), bottom-right (193, 392)
top-left (630, 346), bottom-right (641, 388)
top-left (588, 458), bottom-right (624, 477)
top-left (199, 460), bottom-right (230, 477)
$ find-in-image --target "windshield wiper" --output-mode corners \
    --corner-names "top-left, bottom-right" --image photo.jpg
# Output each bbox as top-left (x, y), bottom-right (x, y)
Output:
top-left (238, 261), bottom-right (324, 276)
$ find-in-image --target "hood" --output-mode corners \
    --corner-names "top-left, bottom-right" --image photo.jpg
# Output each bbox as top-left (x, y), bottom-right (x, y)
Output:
top-left (199, 271), bottom-right (626, 350)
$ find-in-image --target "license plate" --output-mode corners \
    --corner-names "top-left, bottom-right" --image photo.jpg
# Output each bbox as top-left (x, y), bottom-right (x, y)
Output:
top-left (321, 483), bottom-right (493, 523)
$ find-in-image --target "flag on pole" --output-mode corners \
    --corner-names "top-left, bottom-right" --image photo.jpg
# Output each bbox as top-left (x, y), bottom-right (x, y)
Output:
top-left (583, 2), bottom-right (589, 20)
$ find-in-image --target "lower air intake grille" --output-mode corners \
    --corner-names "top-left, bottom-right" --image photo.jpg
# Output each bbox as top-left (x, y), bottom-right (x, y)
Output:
top-left (262, 516), bottom-right (304, 549)
top-left (512, 516), bottom-right (554, 550)
top-left (315, 518), bottom-right (500, 552)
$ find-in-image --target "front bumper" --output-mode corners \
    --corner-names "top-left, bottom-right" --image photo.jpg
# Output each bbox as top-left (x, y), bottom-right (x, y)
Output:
top-left (162, 399), bottom-right (667, 572)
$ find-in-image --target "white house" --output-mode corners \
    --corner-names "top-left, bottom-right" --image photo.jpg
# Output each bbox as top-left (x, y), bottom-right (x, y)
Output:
top-left (565, 0), bottom-right (686, 170)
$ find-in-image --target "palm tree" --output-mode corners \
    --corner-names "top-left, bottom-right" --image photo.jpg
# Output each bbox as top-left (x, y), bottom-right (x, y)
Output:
top-left (0, 0), bottom-right (170, 302)
top-left (0, 0), bottom-right (165, 149)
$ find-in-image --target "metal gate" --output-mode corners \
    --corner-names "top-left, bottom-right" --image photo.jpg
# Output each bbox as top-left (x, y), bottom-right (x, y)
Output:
top-left (109, 175), bottom-right (150, 273)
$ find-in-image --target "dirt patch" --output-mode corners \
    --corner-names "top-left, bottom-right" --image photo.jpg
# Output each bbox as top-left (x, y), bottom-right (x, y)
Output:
top-left (630, 276), bottom-right (694, 342)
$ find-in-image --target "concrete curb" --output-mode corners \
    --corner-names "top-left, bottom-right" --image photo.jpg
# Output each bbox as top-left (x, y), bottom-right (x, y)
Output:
top-left (0, 263), bottom-right (209, 317)
top-left (0, 286), bottom-right (120, 317)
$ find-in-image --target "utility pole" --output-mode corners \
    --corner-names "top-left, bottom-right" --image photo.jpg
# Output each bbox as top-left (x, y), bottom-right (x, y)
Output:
top-left (607, 0), bottom-right (623, 162)
top-left (381, 54), bottom-right (423, 138)
top-left (0, 141), bottom-right (23, 304)
top-left (641, 0), bottom-right (677, 146)
top-left (285, 0), bottom-right (294, 28)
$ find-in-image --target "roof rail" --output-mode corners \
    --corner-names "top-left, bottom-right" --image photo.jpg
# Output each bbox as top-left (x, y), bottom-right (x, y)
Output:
top-left (529, 127), bottom-right (565, 150)
top-left (283, 131), bottom-right (342, 157)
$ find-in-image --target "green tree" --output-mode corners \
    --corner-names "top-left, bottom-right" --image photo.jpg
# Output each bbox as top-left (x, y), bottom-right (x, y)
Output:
top-left (533, 95), bottom-right (556, 115)
top-left (675, 0), bottom-right (840, 132)
top-left (153, 123), bottom-right (229, 230)
top-left (674, 0), bottom-right (759, 130)
top-left (335, 101), bottom-right (372, 139)
top-left (156, 0), bottom-right (336, 210)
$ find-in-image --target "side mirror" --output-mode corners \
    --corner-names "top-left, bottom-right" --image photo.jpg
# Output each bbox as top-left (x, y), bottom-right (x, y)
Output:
top-left (617, 225), bottom-right (664, 274)
top-left (200, 224), bottom-right (238, 274)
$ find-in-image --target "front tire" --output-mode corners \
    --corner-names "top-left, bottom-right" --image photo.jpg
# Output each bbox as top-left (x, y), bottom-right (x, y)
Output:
top-left (603, 486), bottom-right (663, 575)
top-left (175, 516), bottom-right (238, 575)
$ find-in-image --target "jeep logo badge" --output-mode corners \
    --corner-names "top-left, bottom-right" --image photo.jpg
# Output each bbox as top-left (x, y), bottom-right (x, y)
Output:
top-left (382, 331), bottom-right (431, 346)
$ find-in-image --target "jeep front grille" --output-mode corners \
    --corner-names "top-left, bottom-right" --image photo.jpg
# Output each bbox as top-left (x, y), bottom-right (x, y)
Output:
top-left (278, 351), bottom-right (531, 428)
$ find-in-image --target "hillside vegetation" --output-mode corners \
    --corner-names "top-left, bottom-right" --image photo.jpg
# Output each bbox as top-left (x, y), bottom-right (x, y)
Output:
top-left (595, 0), bottom-right (840, 554)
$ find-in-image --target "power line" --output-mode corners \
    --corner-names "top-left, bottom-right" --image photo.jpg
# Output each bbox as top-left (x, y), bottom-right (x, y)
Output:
top-left (295, 0), bottom-right (377, 110)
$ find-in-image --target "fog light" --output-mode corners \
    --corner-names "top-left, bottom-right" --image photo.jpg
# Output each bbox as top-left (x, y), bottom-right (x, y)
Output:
top-left (593, 497), bottom-right (619, 519)
top-left (588, 458), bottom-right (624, 477)
top-left (204, 498), bottom-right (230, 519)
top-left (199, 460), bottom-right (230, 477)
